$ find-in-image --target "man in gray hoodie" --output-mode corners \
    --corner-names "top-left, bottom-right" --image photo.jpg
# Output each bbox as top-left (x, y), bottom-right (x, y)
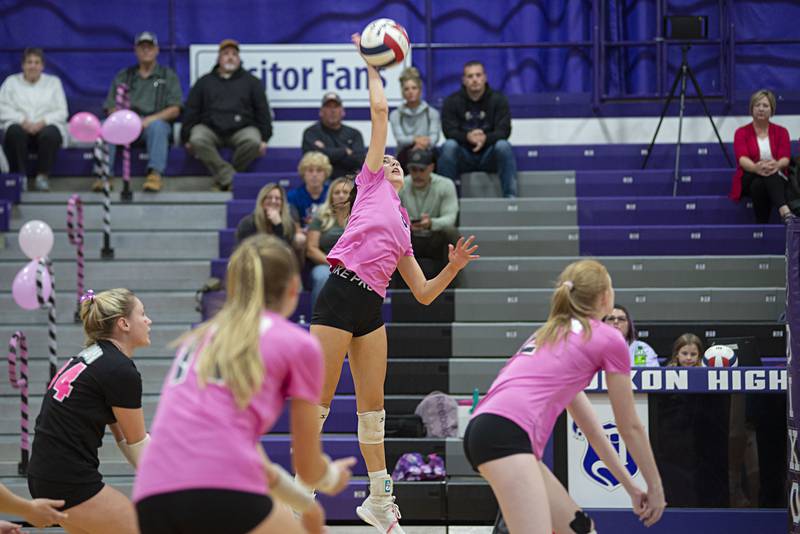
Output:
top-left (389, 66), bottom-right (441, 171)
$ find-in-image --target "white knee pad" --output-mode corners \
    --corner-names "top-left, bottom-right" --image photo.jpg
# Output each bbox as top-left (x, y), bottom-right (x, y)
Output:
top-left (318, 405), bottom-right (330, 433)
top-left (357, 409), bottom-right (385, 445)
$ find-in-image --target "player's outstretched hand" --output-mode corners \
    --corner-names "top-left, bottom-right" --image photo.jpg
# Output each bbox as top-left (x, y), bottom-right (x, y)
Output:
top-left (0, 520), bottom-right (22, 534)
top-left (301, 501), bottom-right (327, 534)
top-left (328, 456), bottom-right (358, 495)
top-left (448, 235), bottom-right (480, 270)
top-left (26, 498), bottom-right (67, 527)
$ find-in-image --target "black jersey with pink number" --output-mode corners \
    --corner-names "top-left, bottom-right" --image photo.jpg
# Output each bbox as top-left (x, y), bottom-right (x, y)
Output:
top-left (28, 340), bottom-right (142, 484)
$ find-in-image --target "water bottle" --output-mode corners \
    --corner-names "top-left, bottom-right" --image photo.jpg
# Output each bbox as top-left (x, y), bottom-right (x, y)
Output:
top-left (634, 344), bottom-right (647, 366)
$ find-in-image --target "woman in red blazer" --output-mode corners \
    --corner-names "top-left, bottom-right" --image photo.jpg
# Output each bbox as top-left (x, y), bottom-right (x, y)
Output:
top-left (729, 89), bottom-right (792, 223)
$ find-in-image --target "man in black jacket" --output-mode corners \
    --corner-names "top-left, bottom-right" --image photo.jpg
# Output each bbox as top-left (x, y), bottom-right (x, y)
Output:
top-left (301, 91), bottom-right (366, 179)
top-left (182, 39), bottom-right (272, 190)
top-left (438, 60), bottom-right (517, 198)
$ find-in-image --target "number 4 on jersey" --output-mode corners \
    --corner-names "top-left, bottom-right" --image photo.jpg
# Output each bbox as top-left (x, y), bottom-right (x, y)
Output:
top-left (47, 362), bottom-right (88, 402)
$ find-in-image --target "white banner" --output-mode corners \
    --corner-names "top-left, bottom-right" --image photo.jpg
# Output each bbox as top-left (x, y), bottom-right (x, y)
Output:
top-left (189, 44), bottom-right (411, 108)
top-left (566, 394), bottom-right (648, 508)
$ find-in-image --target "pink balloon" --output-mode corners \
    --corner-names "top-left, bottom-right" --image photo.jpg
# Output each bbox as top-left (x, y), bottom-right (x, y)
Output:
top-left (18, 219), bottom-right (54, 260)
top-left (101, 110), bottom-right (142, 145)
top-left (12, 260), bottom-right (52, 311)
top-left (68, 112), bottom-right (101, 143)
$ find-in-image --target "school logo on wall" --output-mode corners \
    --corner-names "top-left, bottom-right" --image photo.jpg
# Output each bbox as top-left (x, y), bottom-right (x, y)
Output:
top-left (571, 421), bottom-right (639, 490)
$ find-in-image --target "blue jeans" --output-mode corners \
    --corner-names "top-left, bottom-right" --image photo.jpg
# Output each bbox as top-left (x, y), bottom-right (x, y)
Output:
top-left (108, 119), bottom-right (171, 175)
top-left (310, 264), bottom-right (331, 310)
top-left (437, 138), bottom-right (517, 197)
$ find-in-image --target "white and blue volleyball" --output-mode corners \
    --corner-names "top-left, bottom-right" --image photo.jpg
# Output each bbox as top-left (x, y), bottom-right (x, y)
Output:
top-left (360, 18), bottom-right (410, 69)
top-left (703, 344), bottom-right (737, 367)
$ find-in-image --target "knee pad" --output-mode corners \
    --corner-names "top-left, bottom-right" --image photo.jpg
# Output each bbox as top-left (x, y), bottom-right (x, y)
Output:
top-left (570, 510), bottom-right (595, 534)
top-left (318, 405), bottom-right (330, 433)
top-left (357, 409), bottom-right (385, 445)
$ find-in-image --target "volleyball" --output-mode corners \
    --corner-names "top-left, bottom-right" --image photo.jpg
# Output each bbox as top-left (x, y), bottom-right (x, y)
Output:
top-left (359, 18), bottom-right (410, 69)
top-left (702, 344), bottom-right (737, 367)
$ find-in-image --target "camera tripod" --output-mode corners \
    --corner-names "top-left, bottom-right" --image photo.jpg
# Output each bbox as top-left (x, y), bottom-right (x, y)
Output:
top-left (642, 45), bottom-right (732, 195)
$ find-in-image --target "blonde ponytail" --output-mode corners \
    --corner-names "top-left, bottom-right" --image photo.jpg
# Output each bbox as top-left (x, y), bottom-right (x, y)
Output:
top-left (80, 288), bottom-right (137, 347)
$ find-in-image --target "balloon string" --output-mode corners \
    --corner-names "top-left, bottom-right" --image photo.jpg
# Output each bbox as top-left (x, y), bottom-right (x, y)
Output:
top-left (116, 84), bottom-right (131, 185)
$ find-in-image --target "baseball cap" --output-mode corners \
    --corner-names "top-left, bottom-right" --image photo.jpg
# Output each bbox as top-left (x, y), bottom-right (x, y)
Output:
top-left (134, 31), bottom-right (158, 46)
top-left (408, 148), bottom-right (434, 169)
top-left (219, 38), bottom-right (240, 52)
top-left (321, 92), bottom-right (342, 106)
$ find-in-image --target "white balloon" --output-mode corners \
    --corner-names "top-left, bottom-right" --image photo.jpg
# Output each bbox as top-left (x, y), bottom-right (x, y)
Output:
top-left (18, 220), bottom-right (54, 260)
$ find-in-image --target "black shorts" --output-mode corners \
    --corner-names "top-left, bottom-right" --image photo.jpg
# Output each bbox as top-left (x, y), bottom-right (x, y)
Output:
top-left (28, 475), bottom-right (104, 510)
top-left (311, 265), bottom-right (384, 337)
top-left (136, 489), bottom-right (273, 534)
top-left (463, 413), bottom-right (535, 471)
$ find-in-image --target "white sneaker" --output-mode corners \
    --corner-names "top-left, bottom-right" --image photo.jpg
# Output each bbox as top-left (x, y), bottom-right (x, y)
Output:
top-left (356, 495), bottom-right (405, 534)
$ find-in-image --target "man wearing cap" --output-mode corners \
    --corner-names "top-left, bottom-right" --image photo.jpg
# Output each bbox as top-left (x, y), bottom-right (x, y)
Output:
top-left (398, 148), bottom-right (459, 264)
top-left (103, 31), bottom-right (183, 192)
top-left (301, 91), bottom-right (366, 179)
top-left (182, 39), bottom-right (272, 191)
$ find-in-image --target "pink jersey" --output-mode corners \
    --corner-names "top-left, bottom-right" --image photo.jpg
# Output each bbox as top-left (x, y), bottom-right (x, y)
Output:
top-left (472, 319), bottom-right (630, 458)
top-left (132, 311), bottom-right (323, 501)
top-left (326, 162), bottom-right (413, 297)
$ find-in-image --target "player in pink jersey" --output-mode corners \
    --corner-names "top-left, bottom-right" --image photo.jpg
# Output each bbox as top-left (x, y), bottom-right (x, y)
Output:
top-left (134, 235), bottom-right (355, 534)
top-left (464, 260), bottom-right (666, 534)
top-left (308, 34), bottom-right (479, 534)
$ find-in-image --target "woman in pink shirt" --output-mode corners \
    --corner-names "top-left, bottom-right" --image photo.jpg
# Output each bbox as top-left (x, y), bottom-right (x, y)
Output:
top-left (134, 235), bottom-right (355, 534)
top-left (308, 35), bottom-right (479, 534)
top-left (464, 260), bottom-right (666, 534)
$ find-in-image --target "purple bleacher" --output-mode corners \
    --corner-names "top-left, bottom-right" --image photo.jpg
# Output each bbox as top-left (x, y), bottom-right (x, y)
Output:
top-left (0, 200), bottom-right (9, 231)
top-left (579, 225), bottom-right (785, 255)
top-left (45, 147), bottom-right (304, 176)
top-left (0, 174), bottom-right (23, 204)
top-left (45, 143), bottom-right (733, 177)
top-left (232, 173), bottom-right (304, 199)
top-left (577, 196), bottom-right (755, 226)
top-left (575, 168), bottom-right (733, 197)
top-left (228, 199), bottom-right (256, 228)
top-left (219, 229), bottom-right (235, 258)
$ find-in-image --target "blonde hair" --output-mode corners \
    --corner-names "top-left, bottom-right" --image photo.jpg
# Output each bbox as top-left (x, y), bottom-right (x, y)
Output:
top-left (314, 176), bottom-right (353, 232)
top-left (80, 288), bottom-right (137, 347)
top-left (297, 151), bottom-right (332, 181)
top-left (668, 333), bottom-right (704, 367)
top-left (535, 260), bottom-right (611, 348)
top-left (180, 235), bottom-right (298, 408)
top-left (749, 89), bottom-right (776, 117)
top-left (254, 183), bottom-right (295, 240)
top-left (399, 66), bottom-right (422, 88)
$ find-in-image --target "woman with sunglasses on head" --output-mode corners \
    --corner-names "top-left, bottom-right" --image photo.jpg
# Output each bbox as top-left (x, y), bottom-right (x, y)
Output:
top-left (603, 304), bottom-right (660, 367)
top-left (305, 34), bottom-right (480, 534)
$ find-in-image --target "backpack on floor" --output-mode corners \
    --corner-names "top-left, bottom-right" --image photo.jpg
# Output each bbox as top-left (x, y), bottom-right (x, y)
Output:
top-left (414, 391), bottom-right (459, 438)
top-left (391, 452), bottom-right (446, 481)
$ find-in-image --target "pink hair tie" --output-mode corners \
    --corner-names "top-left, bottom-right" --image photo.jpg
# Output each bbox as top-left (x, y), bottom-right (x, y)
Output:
top-left (561, 280), bottom-right (574, 290)
top-left (80, 289), bottom-right (96, 304)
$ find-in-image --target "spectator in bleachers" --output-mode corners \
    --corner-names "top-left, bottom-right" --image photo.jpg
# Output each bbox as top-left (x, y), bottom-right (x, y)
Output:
top-left (389, 66), bottom-right (440, 172)
top-left (182, 39), bottom-right (272, 191)
top-left (306, 176), bottom-right (354, 307)
top-left (399, 148), bottom-right (459, 265)
top-left (302, 91), bottom-right (366, 180)
top-left (236, 183), bottom-right (305, 258)
top-left (102, 32), bottom-right (182, 193)
top-left (729, 89), bottom-right (793, 223)
top-left (603, 304), bottom-right (659, 367)
top-left (667, 333), bottom-right (703, 367)
top-left (438, 60), bottom-right (517, 198)
top-left (0, 47), bottom-right (67, 191)
top-left (288, 151), bottom-right (332, 227)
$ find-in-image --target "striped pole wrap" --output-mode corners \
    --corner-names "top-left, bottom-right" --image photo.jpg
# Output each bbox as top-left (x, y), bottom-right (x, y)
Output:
top-left (7, 331), bottom-right (29, 475)
top-left (92, 138), bottom-right (114, 258)
top-left (66, 194), bottom-right (85, 322)
top-left (35, 258), bottom-right (57, 380)
top-left (116, 83), bottom-right (133, 201)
